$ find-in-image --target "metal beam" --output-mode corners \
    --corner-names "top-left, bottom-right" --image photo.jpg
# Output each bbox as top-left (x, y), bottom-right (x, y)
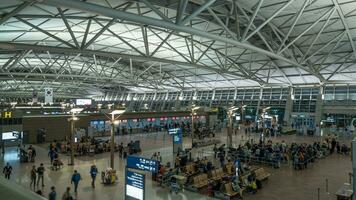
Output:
top-left (28, 0), bottom-right (311, 75)
top-left (278, 8), bottom-right (334, 54)
top-left (241, 0), bottom-right (264, 40)
top-left (140, 0), bottom-right (171, 22)
top-left (332, 0), bottom-right (356, 59)
top-left (207, 8), bottom-right (236, 39)
top-left (303, 31), bottom-right (345, 63)
top-left (82, 18), bottom-right (115, 49)
top-left (15, 16), bottom-right (76, 48)
top-left (57, 7), bottom-right (79, 48)
top-left (81, 19), bottom-right (91, 49)
top-left (176, 0), bottom-right (188, 24)
top-left (244, 0), bottom-right (294, 41)
top-left (0, 42), bottom-right (226, 76)
top-left (277, 0), bottom-right (308, 52)
top-left (0, 1), bottom-right (31, 25)
top-left (179, 0), bottom-right (216, 25)
top-left (302, 8), bottom-right (335, 61)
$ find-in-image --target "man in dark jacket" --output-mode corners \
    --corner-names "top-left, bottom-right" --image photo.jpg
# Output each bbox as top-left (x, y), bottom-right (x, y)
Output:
top-left (71, 170), bottom-right (81, 193)
top-left (90, 165), bottom-right (98, 188)
top-left (3, 162), bottom-right (12, 179)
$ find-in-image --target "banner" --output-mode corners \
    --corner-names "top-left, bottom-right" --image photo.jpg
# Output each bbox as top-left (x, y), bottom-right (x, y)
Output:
top-left (44, 88), bottom-right (53, 103)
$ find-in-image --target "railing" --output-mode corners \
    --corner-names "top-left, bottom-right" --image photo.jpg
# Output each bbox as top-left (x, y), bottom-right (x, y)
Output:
top-left (0, 176), bottom-right (46, 200)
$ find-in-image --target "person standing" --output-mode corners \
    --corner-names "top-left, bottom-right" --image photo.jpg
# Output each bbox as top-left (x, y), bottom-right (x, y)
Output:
top-left (90, 165), bottom-right (98, 188)
top-left (48, 148), bottom-right (57, 164)
top-left (61, 187), bottom-right (73, 200)
top-left (157, 152), bottom-right (162, 163)
top-left (71, 170), bottom-right (81, 193)
top-left (3, 162), bottom-right (12, 179)
top-left (49, 186), bottom-right (56, 200)
top-left (30, 165), bottom-right (37, 190)
top-left (37, 163), bottom-right (45, 187)
top-left (118, 143), bottom-right (123, 158)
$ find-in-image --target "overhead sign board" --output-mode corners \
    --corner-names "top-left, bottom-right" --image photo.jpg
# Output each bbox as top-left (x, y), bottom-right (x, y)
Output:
top-left (76, 99), bottom-right (92, 106)
top-left (168, 128), bottom-right (180, 135)
top-left (126, 156), bottom-right (158, 173)
top-left (0, 111), bottom-right (12, 118)
top-left (125, 169), bottom-right (145, 200)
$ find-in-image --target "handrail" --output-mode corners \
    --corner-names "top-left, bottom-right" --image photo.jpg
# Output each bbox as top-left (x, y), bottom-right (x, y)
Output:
top-left (0, 176), bottom-right (46, 200)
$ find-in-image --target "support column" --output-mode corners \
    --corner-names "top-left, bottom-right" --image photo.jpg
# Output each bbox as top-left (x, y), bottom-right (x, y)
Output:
top-left (227, 112), bottom-right (233, 148)
top-left (352, 139), bottom-right (356, 200)
top-left (284, 87), bottom-right (293, 127)
top-left (110, 115), bottom-right (115, 169)
top-left (69, 118), bottom-right (75, 165)
top-left (255, 87), bottom-right (263, 122)
top-left (315, 86), bottom-right (323, 127)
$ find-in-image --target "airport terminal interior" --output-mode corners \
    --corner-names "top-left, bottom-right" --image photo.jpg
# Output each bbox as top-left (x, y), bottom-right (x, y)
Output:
top-left (1, 0), bottom-right (356, 200)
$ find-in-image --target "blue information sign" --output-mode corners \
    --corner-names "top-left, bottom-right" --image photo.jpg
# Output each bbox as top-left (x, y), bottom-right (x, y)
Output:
top-left (125, 169), bottom-right (145, 200)
top-left (173, 130), bottom-right (182, 144)
top-left (126, 156), bottom-right (158, 173)
top-left (168, 128), bottom-right (181, 135)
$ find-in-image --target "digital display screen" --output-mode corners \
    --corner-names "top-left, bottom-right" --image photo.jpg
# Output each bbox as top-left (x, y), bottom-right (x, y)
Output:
top-left (125, 170), bottom-right (145, 200)
top-left (76, 99), bottom-right (92, 106)
top-left (2, 132), bottom-right (17, 140)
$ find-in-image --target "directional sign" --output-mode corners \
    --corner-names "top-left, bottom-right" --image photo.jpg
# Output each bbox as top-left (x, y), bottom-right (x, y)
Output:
top-left (125, 169), bottom-right (145, 200)
top-left (168, 128), bottom-right (180, 135)
top-left (126, 156), bottom-right (158, 173)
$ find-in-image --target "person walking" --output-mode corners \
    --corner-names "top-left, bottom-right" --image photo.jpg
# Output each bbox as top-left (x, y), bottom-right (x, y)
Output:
top-left (61, 187), bottom-right (73, 200)
top-left (30, 165), bottom-right (37, 190)
top-left (3, 162), bottom-right (12, 179)
top-left (37, 163), bottom-right (45, 187)
top-left (90, 165), bottom-right (98, 188)
top-left (71, 170), bottom-right (81, 193)
top-left (49, 186), bottom-right (56, 200)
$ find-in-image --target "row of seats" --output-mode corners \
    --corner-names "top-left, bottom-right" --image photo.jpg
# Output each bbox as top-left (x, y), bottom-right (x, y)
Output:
top-left (225, 163), bottom-right (234, 175)
top-left (193, 174), bottom-right (209, 189)
top-left (254, 168), bottom-right (271, 181)
top-left (224, 182), bottom-right (244, 197)
top-left (184, 163), bottom-right (196, 175)
top-left (209, 168), bottom-right (224, 181)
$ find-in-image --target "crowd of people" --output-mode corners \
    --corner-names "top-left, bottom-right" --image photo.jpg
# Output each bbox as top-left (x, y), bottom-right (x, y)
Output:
top-left (48, 137), bottom-right (141, 158)
top-left (2, 141), bottom-right (105, 200)
top-left (228, 134), bottom-right (350, 170)
top-left (19, 145), bottom-right (37, 163)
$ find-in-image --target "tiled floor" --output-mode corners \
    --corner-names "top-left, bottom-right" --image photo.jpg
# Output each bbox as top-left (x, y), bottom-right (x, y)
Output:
top-left (0, 130), bottom-right (352, 200)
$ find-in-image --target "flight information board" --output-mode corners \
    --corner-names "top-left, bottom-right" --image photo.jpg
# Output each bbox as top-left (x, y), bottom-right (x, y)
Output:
top-left (125, 169), bottom-right (145, 200)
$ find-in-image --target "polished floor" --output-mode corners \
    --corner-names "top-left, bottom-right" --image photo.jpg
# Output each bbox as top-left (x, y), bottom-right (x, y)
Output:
top-left (0, 129), bottom-right (352, 200)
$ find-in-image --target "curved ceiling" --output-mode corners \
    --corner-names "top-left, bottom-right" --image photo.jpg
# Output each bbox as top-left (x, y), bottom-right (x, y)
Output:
top-left (0, 0), bottom-right (356, 98)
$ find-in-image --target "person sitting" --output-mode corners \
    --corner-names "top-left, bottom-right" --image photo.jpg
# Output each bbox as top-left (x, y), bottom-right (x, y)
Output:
top-left (341, 144), bottom-right (350, 155)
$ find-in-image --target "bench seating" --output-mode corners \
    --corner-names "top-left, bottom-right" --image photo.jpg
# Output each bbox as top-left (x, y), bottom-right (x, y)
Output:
top-left (193, 174), bottom-right (209, 189)
top-left (224, 183), bottom-right (238, 197)
top-left (254, 168), bottom-right (270, 181)
top-left (209, 168), bottom-right (224, 181)
top-left (184, 163), bottom-right (196, 175)
top-left (225, 163), bottom-right (234, 175)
